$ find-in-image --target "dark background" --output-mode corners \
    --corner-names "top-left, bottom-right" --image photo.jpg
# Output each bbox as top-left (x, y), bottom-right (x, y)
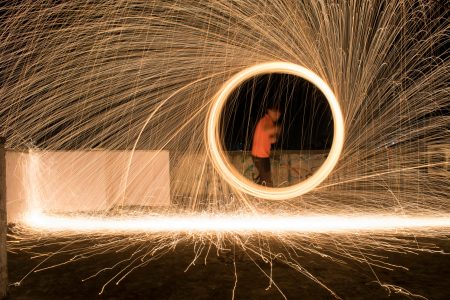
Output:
top-left (220, 74), bottom-right (333, 152)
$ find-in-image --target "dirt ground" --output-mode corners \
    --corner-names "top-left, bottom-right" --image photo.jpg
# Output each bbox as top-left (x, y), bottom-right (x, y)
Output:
top-left (5, 236), bottom-right (450, 300)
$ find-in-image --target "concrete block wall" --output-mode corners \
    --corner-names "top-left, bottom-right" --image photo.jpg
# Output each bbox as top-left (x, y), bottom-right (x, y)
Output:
top-left (5, 150), bottom-right (171, 222)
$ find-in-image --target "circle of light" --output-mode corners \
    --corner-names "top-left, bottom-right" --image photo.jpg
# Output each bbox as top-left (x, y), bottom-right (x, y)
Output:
top-left (206, 62), bottom-right (345, 200)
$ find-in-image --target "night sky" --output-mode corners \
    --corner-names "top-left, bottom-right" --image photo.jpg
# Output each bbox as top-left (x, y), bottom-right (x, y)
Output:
top-left (220, 73), bottom-right (333, 151)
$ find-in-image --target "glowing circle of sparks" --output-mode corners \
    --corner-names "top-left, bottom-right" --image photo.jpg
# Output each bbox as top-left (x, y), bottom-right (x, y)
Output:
top-left (206, 62), bottom-right (345, 200)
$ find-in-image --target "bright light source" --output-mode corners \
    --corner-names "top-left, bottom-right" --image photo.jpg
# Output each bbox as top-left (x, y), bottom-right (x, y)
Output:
top-left (24, 212), bottom-right (450, 234)
top-left (206, 62), bottom-right (345, 200)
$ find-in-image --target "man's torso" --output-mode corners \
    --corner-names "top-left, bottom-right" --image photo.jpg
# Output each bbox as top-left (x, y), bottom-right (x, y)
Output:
top-left (251, 114), bottom-right (274, 158)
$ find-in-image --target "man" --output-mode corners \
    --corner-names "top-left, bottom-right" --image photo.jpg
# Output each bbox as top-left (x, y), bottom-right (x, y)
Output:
top-left (251, 105), bottom-right (281, 187)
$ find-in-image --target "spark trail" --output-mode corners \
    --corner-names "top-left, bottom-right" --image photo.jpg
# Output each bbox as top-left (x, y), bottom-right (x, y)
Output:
top-left (1, 0), bottom-right (449, 298)
top-left (24, 213), bottom-right (450, 234)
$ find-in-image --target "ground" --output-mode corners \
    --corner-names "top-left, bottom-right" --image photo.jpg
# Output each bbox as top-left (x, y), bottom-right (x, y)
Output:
top-left (5, 237), bottom-right (450, 300)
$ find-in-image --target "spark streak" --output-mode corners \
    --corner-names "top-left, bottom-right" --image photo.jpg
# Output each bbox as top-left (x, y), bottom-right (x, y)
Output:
top-left (206, 62), bottom-right (345, 200)
top-left (1, 0), bottom-right (449, 298)
top-left (25, 213), bottom-right (450, 234)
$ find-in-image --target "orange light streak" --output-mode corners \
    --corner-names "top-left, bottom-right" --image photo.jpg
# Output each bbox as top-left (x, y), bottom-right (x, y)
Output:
top-left (24, 212), bottom-right (450, 234)
top-left (206, 62), bottom-right (345, 200)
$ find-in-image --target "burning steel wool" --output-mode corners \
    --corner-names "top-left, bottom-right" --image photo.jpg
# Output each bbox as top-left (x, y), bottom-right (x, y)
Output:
top-left (0, 0), bottom-right (449, 299)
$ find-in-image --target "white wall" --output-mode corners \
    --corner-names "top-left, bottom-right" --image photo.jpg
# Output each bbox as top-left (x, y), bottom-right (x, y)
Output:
top-left (5, 152), bottom-right (29, 223)
top-left (6, 150), bottom-right (171, 223)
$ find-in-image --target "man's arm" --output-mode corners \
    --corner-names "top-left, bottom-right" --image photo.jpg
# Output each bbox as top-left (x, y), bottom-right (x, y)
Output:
top-left (263, 122), bottom-right (280, 143)
top-left (262, 122), bottom-right (280, 136)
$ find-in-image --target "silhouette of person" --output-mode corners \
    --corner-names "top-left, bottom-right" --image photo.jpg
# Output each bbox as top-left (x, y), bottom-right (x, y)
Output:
top-left (251, 105), bottom-right (281, 187)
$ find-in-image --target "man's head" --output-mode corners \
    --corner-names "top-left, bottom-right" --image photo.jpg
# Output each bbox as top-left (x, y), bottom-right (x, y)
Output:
top-left (267, 105), bottom-right (281, 122)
